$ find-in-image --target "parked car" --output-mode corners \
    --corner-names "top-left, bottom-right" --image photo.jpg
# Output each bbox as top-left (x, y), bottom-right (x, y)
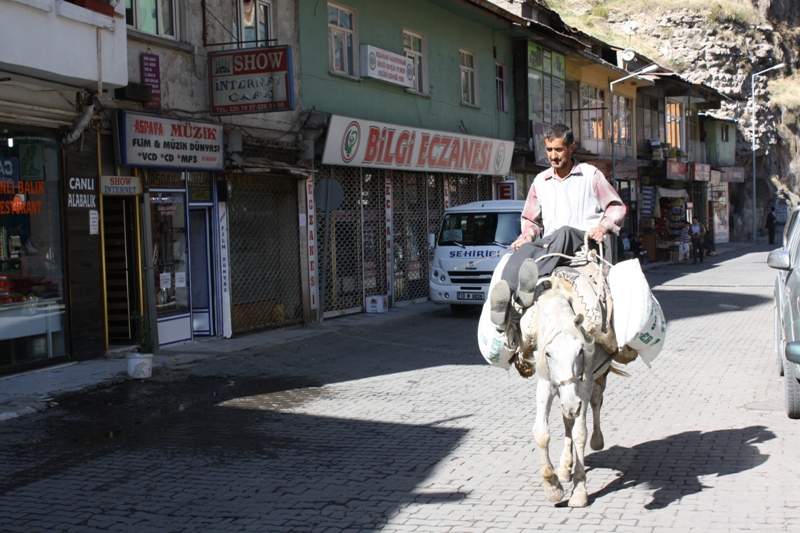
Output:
top-left (767, 205), bottom-right (800, 418)
top-left (0, 256), bottom-right (63, 304)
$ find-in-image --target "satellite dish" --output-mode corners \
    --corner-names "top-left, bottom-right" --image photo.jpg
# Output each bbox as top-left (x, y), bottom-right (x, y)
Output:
top-left (621, 49), bottom-right (636, 62)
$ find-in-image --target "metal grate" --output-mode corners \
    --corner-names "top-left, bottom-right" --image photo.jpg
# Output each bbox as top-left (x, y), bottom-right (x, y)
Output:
top-left (315, 166), bottom-right (364, 315)
top-left (392, 172), bottom-right (430, 303)
top-left (225, 174), bottom-right (303, 333)
top-left (313, 167), bottom-right (494, 314)
top-left (449, 174), bottom-right (493, 206)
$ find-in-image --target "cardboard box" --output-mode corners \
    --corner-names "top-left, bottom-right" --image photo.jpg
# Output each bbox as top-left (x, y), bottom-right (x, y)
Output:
top-left (365, 295), bottom-right (388, 313)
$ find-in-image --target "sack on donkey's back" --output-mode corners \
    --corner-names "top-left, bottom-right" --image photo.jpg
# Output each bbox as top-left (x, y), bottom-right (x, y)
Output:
top-left (607, 259), bottom-right (667, 366)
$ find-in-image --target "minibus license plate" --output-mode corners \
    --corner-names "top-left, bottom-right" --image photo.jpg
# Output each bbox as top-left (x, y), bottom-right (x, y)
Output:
top-left (457, 292), bottom-right (484, 301)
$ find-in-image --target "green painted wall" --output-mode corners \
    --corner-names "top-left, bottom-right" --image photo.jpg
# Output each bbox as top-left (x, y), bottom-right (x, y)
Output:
top-left (704, 119), bottom-right (736, 167)
top-left (298, 0), bottom-right (515, 141)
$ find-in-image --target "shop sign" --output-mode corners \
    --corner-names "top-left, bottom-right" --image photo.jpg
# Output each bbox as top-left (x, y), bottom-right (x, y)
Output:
top-left (359, 45), bottom-right (414, 89)
top-left (101, 176), bottom-right (142, 195)
top-left (495, 180), bottom-right (516, 200)
top-left (141, 53), bottom-right (162, 110)
top-left (666, 160), bottom-right (687, 180)
top-left (322, 115), bottom-right (514, 176)
top-left (188, 173), bottom-right (212, 202)
top-left (710, 169), bottom-right (722, 185)
top-left (720, 166), bottom-right (745, 183)
top-left (67, 177), bottom-right (97, 209)
top-left (692, 163), bottom-right (711, 181)
top-left (148, 171), bottom-right (184, 189)
top-left (119, 111), bottom-right (224, 171)
top-left (0, 157), bottom-right (19, 180)
top-left (208, 45), bottom-right (295, 115)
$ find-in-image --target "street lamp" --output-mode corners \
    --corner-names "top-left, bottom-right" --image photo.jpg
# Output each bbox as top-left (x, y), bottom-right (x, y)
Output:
top-left (610, 64), bottom-right (658, 263)
top-left (751, 62), bottom-right (784, 242)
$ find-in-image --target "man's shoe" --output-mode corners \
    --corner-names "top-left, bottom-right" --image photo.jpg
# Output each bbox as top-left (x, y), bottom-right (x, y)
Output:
top-left (516, 258), bottom-right (539, 308)
top-left (489, 280), bottom-right (511, 327)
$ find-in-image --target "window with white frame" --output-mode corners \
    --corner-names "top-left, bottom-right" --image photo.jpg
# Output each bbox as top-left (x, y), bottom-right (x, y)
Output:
top-left (232, 0), bottom-right (273, 48)
top-left (403, 30), bottom-right (426, 93)
top-left (495, 62), bottom-right (508, 112)
top-left (612, 94), bottom-right (632, 146)
top-left (580, 84), bottom-right (605, 140)
top-left (328, 3), bottom-right (356, 76)
top-left (460, 50), bottom-right (477, 105)
top-left (126, 0), bottom-right (177, 38)
top-left (721, 124), bottom-right (730, 142)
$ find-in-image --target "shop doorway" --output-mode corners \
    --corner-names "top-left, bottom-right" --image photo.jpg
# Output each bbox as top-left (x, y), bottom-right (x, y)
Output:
top-left (189, 207), bottom-right (214, 336)
top-left (103, 197), bottom-right (139, 345)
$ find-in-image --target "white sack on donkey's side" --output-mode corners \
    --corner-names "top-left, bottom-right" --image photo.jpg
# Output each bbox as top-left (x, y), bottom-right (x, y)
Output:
top-left (607, 259), bottom-right (667, 366)
top-left (477, 254), bottom-right (516, 369)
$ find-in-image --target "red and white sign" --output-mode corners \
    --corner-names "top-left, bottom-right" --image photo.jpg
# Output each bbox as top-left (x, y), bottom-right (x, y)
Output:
top-left (692, 162), bottom-right (711, 181)
top-left (119, 111), bottom-right (224, 171)
top-left (322, 115), bottom-right (514, 176)
top-left (666, 160), bottom-right (687, 180)
top-left (360, 45), bottom-right (414, 88)
top-left (306, 177), bottom-right (318, 310)
top-left (495, 180), bottom-right (517, 200)
top-left (208, 46), bottom-right (295, 115)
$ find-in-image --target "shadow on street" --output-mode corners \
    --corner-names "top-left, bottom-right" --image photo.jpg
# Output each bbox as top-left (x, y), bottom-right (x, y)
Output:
top-left (585, 425), bottom-right (775, 509)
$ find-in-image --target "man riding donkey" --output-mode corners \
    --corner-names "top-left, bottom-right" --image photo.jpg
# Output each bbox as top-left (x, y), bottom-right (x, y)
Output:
top-left (484, 123), bottom-right (631, 374)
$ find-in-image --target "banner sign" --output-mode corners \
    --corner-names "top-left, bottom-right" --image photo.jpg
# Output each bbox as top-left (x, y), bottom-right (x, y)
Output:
top-left (101, 175), bottom-right (142, 195)
top-left (720, 166), bottom-right (745, 183)
top-left (322, 115), bottom-right (514, 176)
top-left (141, 53), bottom-right (162, 110)
top-left (208, 45), bottom-right (295, 115)
top-left (666, 160), bottom-right (687, 180)
top-left (360, 45), bottom-right (414, 88)
top-left (118, 111), bottom-right (224, 171)
top-left (692, 162), bottom-right (711, 181)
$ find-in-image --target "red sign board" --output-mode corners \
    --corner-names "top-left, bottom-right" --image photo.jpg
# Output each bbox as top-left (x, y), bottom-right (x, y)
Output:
top-left (141, 53), bottom-right (161, 110)
top-left (208, 46), bottom-right (295, 115)
top-left (666, 160), bottom-right (687, 180)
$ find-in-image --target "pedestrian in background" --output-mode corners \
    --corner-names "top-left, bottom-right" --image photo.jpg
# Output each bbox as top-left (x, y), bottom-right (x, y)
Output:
top-left (691, 216), bottom-right (706, 264)
top-left (766, 207), bottom-right (777, 245)
top-left (680, 220), bottom-right (691, 262)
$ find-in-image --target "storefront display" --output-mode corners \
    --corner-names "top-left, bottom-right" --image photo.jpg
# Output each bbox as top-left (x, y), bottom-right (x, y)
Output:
top-left (0, 128), bottom-right (66, 368)
top-left (150, 192), bottom-right (189, 318)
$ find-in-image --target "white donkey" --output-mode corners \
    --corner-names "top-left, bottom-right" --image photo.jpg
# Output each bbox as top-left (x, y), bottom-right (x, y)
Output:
top-left (521, 277), bottom-right (616, 507)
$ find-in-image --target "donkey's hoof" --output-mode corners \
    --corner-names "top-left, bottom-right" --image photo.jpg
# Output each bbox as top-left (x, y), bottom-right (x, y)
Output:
top-left (557, 467), bottom-right (572, 483)
top-left (590, 431), bottom-right (605, 451)
top-left (543, 475), bottom-right (564, 502)
top-left (568, 490), bottom-right (589, 508)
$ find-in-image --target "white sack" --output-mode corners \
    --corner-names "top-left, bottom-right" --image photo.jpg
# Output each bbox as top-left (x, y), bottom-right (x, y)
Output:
top-left (477, 254), bottom-right (515, 369)
top-left (607, 259), bottom-right (666, 365)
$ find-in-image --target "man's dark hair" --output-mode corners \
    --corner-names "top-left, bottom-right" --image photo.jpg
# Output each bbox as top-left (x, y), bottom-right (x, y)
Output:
top-left (544, 123), bottom-right (574, 145)
top-left (771, 207), bottom-right (776, 212)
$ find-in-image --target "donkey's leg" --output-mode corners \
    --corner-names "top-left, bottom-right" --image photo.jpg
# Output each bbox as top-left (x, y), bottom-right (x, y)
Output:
top-left (590, 370), bottom-right (608, 451)
top-left (557, 415), bottom-right (574, 483)
top-left (533, 379), bottom-right (564, 503)
top-left (568, 397), bottom-right (591, 508)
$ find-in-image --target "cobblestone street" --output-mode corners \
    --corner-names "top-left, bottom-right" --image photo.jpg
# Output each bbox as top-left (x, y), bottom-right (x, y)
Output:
top-left (1, 243), bottom-right (797, 532)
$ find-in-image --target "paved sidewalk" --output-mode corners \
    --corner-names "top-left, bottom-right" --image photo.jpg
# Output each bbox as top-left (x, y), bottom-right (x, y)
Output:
top-left (0, 298), bottom-right (428, 422)
top-left (0, 239), bottom-right (761, 423)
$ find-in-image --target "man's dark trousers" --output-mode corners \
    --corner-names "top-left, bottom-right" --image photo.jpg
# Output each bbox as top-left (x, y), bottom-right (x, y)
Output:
top-left (500, 226), bottom-right (588, 289)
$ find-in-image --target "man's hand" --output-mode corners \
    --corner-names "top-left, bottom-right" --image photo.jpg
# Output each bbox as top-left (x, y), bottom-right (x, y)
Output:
top-left (585, 226), bottom-right (608, 244)
top-left (511, 234), bottom-right (533, 250)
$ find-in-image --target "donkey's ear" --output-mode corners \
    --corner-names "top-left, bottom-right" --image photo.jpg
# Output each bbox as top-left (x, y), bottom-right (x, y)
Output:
top-left (574, 314), bottom-right (584, 326)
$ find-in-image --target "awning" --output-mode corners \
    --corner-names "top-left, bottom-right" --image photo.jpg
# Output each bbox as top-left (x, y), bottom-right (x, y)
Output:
top-left (657, 187), bottom-right (689, 200)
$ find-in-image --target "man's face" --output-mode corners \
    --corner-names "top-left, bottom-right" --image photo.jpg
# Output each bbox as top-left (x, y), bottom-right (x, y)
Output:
top-left (544, 137), bottom-right (576, 170)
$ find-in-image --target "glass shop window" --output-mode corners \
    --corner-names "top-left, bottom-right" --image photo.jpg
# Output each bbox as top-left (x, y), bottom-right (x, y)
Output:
top-left (150, 193), bottom-right (188, 317)
top-left (0, 129), bottom-right (67, 367)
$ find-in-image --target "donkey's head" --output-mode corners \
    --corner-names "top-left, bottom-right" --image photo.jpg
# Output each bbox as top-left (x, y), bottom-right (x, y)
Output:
top-left (535, 287), bottom-right (596, 419)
